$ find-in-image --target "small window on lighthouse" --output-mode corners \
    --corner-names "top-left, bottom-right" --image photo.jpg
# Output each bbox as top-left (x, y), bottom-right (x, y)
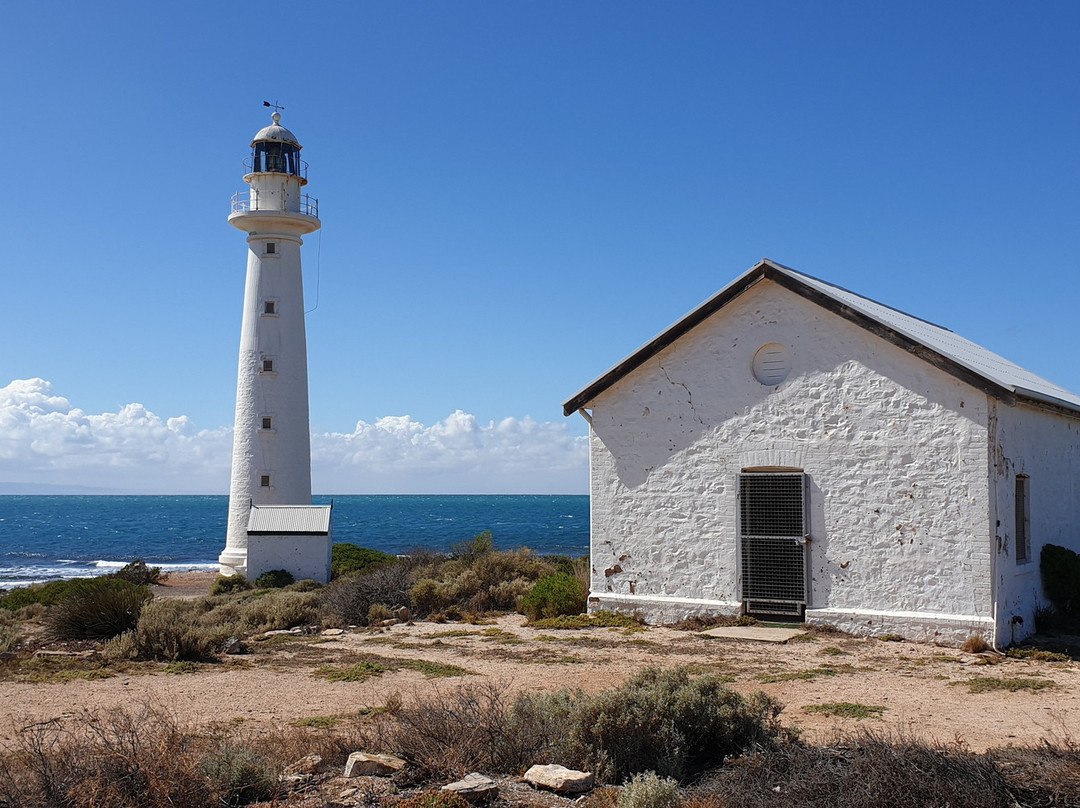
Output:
top-left (261, 416), bottom-right (273, 430)
top-left (261, 359), bottom-right (274, 373)
top-left (266, 242), bottom-right (276, 255)
top-left (260, 475), bottom-right (271, 488)
top-left (263, 300), bottom-right (277, 316)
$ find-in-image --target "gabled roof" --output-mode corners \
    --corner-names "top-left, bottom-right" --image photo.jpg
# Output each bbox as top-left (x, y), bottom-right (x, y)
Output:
top-left (247, 505), bottom-right (332, 535)
top-left (563, 259), bottom-right (1080, 417)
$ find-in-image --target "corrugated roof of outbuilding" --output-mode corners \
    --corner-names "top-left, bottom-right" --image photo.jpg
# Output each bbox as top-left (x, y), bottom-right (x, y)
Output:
top-left (563, 259), bottom-right (1080, 417)
top-left (247, 505), bottom-right (332, 535)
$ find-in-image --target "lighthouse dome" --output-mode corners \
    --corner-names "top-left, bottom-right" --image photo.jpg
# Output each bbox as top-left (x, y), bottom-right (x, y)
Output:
top-left (251, 112), bottom-right (301, 147)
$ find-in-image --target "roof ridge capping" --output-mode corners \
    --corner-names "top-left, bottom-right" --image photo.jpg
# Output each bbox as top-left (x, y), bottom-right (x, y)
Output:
top-left (562, 258), bottom-right (1080, 417)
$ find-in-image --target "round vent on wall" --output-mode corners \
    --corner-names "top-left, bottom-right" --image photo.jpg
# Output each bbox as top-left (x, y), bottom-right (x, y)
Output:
top-left (752, 342), bottom-right (792, 386)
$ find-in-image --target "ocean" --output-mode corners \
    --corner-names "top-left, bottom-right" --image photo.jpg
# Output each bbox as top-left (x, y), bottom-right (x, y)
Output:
top-left (0, 495), bottom-right (589, 588)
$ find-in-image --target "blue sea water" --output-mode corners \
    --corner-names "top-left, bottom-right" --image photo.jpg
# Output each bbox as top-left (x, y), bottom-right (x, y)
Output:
top-left (0, 495), bottom-right (589, 588)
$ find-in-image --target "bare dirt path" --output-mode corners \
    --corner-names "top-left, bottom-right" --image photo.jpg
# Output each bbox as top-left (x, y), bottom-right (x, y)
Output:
top-left (2, 573), bottom-right (1077, 752)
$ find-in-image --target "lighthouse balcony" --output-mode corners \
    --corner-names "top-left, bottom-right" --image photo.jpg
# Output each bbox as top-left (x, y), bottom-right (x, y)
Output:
top-left (231, 191), bottom-right (319, 219)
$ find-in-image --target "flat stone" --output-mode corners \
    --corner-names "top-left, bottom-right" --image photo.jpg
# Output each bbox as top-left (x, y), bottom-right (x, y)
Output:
top-left (700, 626), bottom-right (807, 643)
top-left (442, 772), bottom-right (498, 802)
top-left (283, 754), bottom-right (322, 776)
top-left (322, 628), bottom-right (346, 636)
top-left (344, 751), bottom-right (406, 778)
top-left (524, 764), bottom-right (594, 793)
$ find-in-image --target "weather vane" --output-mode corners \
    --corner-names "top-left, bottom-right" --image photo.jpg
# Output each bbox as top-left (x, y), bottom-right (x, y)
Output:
top-left (263, 100), bottom-right (285, 113)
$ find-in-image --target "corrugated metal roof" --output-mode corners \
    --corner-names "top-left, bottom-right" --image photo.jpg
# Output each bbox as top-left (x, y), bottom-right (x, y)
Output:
top-left (563, 258), bottom-right (1080, 416)
top-left (247, 505), bottom-right (332, 535)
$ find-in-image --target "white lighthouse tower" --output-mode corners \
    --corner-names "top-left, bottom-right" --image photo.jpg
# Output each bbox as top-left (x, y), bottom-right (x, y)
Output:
top-left (219, 110), bottom-right (332, 582)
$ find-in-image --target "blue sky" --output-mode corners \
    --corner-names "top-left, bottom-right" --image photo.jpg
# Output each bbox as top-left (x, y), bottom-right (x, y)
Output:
top-left (3, 2), bottom-right (1079, 494)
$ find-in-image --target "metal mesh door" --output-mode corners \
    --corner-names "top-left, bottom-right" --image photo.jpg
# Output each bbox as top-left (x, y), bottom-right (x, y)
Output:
top-left (739, 472), bottom-right (807, 617)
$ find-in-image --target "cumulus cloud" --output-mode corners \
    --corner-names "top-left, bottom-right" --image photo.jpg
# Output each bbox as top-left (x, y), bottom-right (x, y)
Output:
top-left (0, 379), bottom-right (588, 494)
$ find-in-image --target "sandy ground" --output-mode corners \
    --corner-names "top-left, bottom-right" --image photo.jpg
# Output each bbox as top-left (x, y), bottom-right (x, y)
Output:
top-left (2, 572), bottom-right (1077, 752)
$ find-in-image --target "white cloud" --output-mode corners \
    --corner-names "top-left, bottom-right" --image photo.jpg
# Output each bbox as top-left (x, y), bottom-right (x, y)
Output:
top-left (0, 379), bottom-right (588, 494)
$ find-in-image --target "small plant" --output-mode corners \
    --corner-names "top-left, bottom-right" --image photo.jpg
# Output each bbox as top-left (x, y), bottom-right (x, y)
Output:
top-left (757, 667), bottom-right (838, 683)
top-left (803, 702), bottom-right (885, 720)
top-left (331, 543), bottom-right (395, 579)
top-left (961, 634), bottom-right (990, 654)
top-left (819, 646), bottom-right (848, 656)
top-left (314, 661), bottom-right (387, 682)
top-left (398, 790), bottom-right (472, 808)
top-left (110, 558), bottom-right (165, 586)
top-left (1004, 647), bottom-right (1070, 662)
top-left (252, 569), bottom-right (295, 589)
top-left (211, 575), bottom-right (252, 596)
top-left (953, 676), bottom-right (1057, 694)
top-left (618, 771), bottom-right (683, 808)
top-left (451, 530), bottom-right (496, 562)
top-left (44, 577), bottom-right (152, 640)
top-left (878, 633), bottom-right (905, 642)
top-left (163, 661), bottom-right (200, 675)
top-left (0, 623), bottom-right (20, 653)
top-left (367, 603), bottom-right (393, 624)
top-left (521, 572), bottom-right (588, 621)
top-left (201, 741), bottom-right (278, 806)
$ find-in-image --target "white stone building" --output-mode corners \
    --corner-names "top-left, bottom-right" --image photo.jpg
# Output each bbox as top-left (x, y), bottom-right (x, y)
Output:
top-left (563, 259), bottom-right (1080, 645)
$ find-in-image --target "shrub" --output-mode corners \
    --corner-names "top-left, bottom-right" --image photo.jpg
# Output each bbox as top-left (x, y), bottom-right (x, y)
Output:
top-left (110, 559), bottom-right (165, 586)
top-left (619, 771), bottom-right (683, 808)
top-left (410, 577), bottom-right (449, 616)
top-left (252, 569), bottom-right (295, 589)
top-left (521, 572), bottom-right (588, 621)
top-left (0, 622), bottom-right (20, 653)
top-left (0, 578), bottom-right (76, 611)
top-left (331, 543), bottom-right (395, 579)
top-left (200, 742), bottom-right (278, 806)
top-left (134, 599), bottom-right (237, 661)
top-left (531, 666), bottom-right (787, 783)
top-left (1041, 544), bottom-right (1080, 614)
top-left (398, 791), bottom-right (472, 808)
top-left (451, 530), bottom-right (495, 562)
top-left (238, 589), bottom-right (319, 632)
top-left (367, 603), bottom-right (393, 624)
top-left (961, 635), bottom-right (990, 654)
top-left (287, 578), bottom-right (323, 592)
top-left (211, 575), bottom-right (252, 596)
top-left (45, 577), bottom-right (152, 640)
top-left (102, 630), bottom-right (138, 662)
top-left (320, 560), bottom-right (413, 625)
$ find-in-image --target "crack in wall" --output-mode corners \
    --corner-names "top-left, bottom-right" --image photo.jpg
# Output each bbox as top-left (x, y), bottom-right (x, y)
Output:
top-left (660, 363), bottom-right (705, 426)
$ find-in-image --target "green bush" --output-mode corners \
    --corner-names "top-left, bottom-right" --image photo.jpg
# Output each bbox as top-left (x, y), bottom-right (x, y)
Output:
top-left (238, 589), bottom-right (319, 632)
top-left (618, 771), bottom-right (683, 808)
top-left (0, 578), bottom-right (77, 611)
top-left (521, 572), bottom-right (588, 621)
top-left (134, 599), bottom-right (237, 661)
top-left (397, 791), bottom-right (471, 808)
top-left (211, 575), bottom-right (252, 596)
top-left (201, 742), bottom-right (278, 806)
top-left (331, 543), bottom-right (395, 579)
top-left (110, 559), bottom-right (164, 586)
top-left (514, 666), bottom-right (787, 783)
top-left (451, 530), bottom-right (495, 562)
top-left (44, 577), bottom-right (152, 640)
top-left (1041, 544), bottom-right (1080, 614)
top-left (252, 569), bottom-right (295, 589)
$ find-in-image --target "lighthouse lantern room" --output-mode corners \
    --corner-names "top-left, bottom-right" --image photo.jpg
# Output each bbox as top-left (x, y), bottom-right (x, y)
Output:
top-left (219, 110), bottom-right (332, 583)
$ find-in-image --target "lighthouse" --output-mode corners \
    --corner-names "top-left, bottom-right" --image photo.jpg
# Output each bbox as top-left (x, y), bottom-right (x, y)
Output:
top-left (219, 110), bottom-right (332, 582)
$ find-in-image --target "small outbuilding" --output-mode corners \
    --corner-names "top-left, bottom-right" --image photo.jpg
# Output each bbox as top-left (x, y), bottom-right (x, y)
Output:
top-left (245, 504), bottom-right (333, 584)
top-left (563, 259), bottom-right (1080, 645)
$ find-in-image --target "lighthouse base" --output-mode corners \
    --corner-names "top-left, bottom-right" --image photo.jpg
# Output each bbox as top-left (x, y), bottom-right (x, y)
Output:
top-left (218, 548), bottom-right (248, 578)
